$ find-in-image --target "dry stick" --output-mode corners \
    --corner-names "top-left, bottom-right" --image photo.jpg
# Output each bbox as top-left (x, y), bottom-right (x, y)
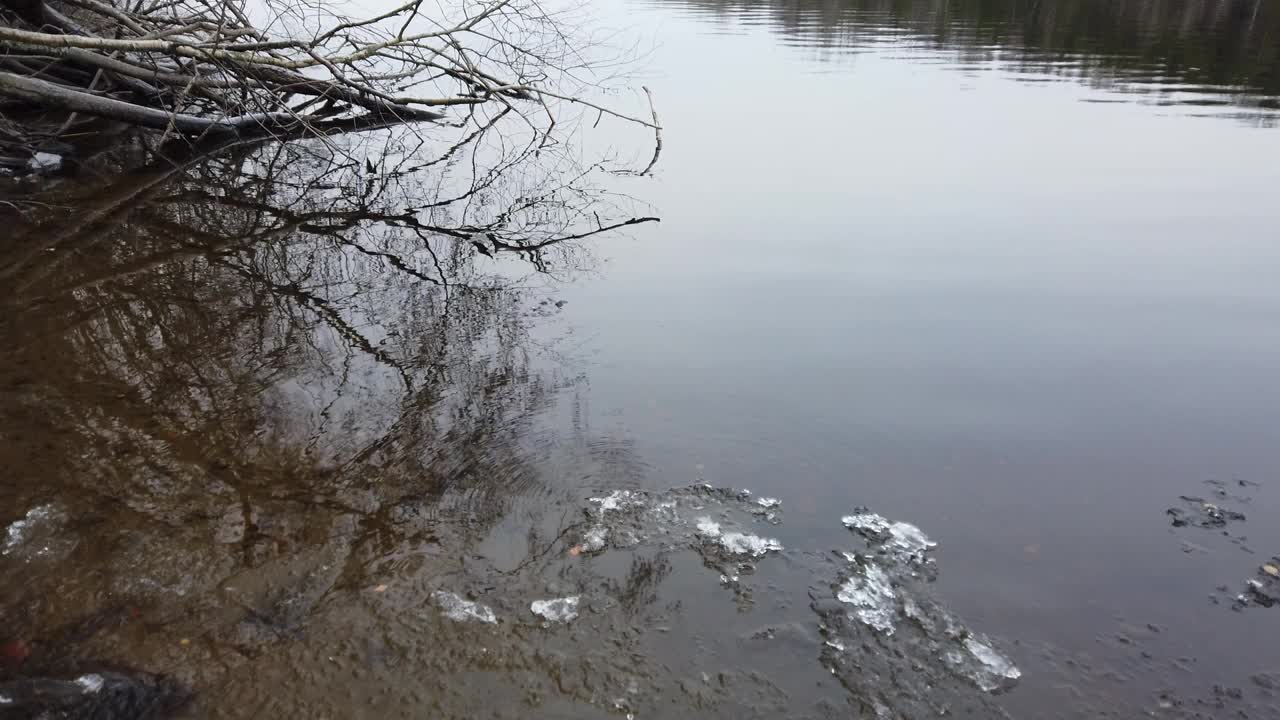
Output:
top-left (638, 85), bottom-right (661, 175)
top-left (27, 45), bottom-right (242, 87)
top-left (0, 70), bottom-right (293, 133)
top-left (1, 36), bottom-right (451, 119)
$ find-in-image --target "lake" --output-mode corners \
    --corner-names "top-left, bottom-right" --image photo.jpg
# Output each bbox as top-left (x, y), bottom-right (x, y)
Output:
top-left (2, 0), bottom-right (1280, 717)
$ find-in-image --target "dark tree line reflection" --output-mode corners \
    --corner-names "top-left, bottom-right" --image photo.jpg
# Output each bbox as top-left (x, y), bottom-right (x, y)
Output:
top-left (0, 119), bottom-right (655, 711)
top-left (654, 0), bottom-right (1280, 116)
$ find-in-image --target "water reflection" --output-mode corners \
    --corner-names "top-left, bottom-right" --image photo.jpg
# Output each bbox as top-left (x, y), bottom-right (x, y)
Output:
top-left (644, 0), bottom-right (1280, 120)
top-left (0, 123), bottom-right (661, 715)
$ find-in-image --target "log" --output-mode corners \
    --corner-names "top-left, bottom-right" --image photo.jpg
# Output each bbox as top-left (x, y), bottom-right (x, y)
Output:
top-left (0, 70), bottom-right (293, 134)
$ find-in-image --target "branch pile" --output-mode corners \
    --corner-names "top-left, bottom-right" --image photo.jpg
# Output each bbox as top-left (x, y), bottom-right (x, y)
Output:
top-left (1, 0), bottom-right (657, 167)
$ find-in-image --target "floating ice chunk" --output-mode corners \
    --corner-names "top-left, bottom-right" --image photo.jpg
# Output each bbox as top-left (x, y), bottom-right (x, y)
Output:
top-left (581, 525), bottom-right (609, 552)
top-left (695, 516), bottom-right (722, 537)
top-left (589, 490), bottom-right (643, 513)
top-left (3, 504), bottom-right (74, 560)
top-left (756, 497), bottom-right (781, 509)
top-left (886, 522), bottom-right (936, 559)
top-left (965, 637), bottom-right (1020, 680)
top-left (0, 693), bottom-right (12, 705)
top-left (949, 636), bottom-right (1021, 691)
top-left (531, 596), bottom-right (580, 623)
top-left (696, 517), bottom-right (780, 557)
top-left (720, 532), bottom-right (782, 557)
top-left (75, 674), bottom-right (105, 694)
top-left (28, 152), bottom-right (62, 172)
top-left (432, 591), bottom-right (497, 624)
top-left (825, 639), bottom-right (846, 651)
top-left (836, 563), bottom-right (897, 634)
top-left (843, 511), bottom-right (936, 561)
top-left (842, 512), bottom-right (891, 536)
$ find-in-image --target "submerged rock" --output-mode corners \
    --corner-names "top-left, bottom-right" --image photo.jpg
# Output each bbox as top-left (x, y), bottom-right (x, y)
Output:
top-left (1167, 496), bottom-right (1246, 529)
top-left (0, 671), bottom-right (190, 719)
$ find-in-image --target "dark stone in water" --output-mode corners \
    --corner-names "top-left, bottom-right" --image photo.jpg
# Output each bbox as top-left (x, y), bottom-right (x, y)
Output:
top-left (1167, 496), bottom-right (1245, 529)
top-left (0, 671), bottom-right (190, 719)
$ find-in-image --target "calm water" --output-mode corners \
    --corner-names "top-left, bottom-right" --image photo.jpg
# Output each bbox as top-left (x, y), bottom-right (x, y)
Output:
top-left (3, 0), bottom-right (1280, 717)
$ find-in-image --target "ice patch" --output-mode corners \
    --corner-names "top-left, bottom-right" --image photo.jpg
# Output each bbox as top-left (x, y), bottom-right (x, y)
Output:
top-left (695, 516), bottom-right (722, 537)
top-left (842, 512), bottom-right (891, 536)
top-left (837, 563), bottom-right (897, 634)
top-left (531, 596), bottom-right (580, 623)
top-left (3, 504), bottom-right (74, 561)
top-left (581, 525), bottom-right (609, 552)
top-left (962, 637), bottom-right (1021, 689)
top-left (75, 674), bottom-right (105, 694)
top-left (756, 497), bottom-right (781, 509)
top-left (843, 511), bottom-right (936, 562)
top-left (720, 532), bottom-right (782, 557)
top-left (885, 522), bottom-right (936, 559)
top-left (0, 692), bottom-right (11, 705)
top-left (696, 516), bottom-right (780, 557)
top-left (432, 591), bottom-right (497, 624)
top-left (28, 152), bottom-right (62, 172)
top-left (589, 490), bottom-right (643, 513)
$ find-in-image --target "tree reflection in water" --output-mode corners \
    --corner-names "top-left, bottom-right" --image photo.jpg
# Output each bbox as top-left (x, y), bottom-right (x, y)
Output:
top-left (0, 117), bottom-right (662, 716)
top-left (648, 0), bottom-right (1280, 120)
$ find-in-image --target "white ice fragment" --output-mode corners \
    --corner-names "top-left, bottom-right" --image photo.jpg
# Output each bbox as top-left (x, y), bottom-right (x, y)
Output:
top-left (75, 674), bottom-right (105, 694)
top-left (432, 591), bottom-right (497, 624)
top-left (582, 525), bottom-right (609, 552)
top-left (3, 504), bottom-right (71, 559)
top-left (28, 152), bottom-right (62, 172)
top-left (589, 490), bottom-right (643, 513)
top-left (756, 497), bottom-right (781, 509)
top-left (3, 520), bottom-right (28, 554)
top-left (843, 511), bottom-right (936, 561)
top-left (964, 637), bottom-right (1021, 685)
top-left (836, 563), bottom-right (897, 634)
top-left (0, 693), bottom-right (12, 705)
top-left (825, 639), bottom-right (846, 651)
top-left (886, 522), bottom-right (936, 558)
top-left (720, 532), bottom-right (782, 557)
top-left (842, 512), bottom-right (891, 535)
top-left (530, 596), bottom-right (580, 623)
top-left (695, 516), bottom-right (722, 538)
top-left (696, 516), bottom-right (780, 556)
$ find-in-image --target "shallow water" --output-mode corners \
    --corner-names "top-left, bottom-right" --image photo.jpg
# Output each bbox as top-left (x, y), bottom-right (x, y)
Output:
top-left (4, 0), bottom-right (1280, 717)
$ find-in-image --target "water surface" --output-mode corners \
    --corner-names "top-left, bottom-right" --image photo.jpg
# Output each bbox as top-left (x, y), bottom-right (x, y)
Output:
top-left (4, 0), bottom-right (1280, 717)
